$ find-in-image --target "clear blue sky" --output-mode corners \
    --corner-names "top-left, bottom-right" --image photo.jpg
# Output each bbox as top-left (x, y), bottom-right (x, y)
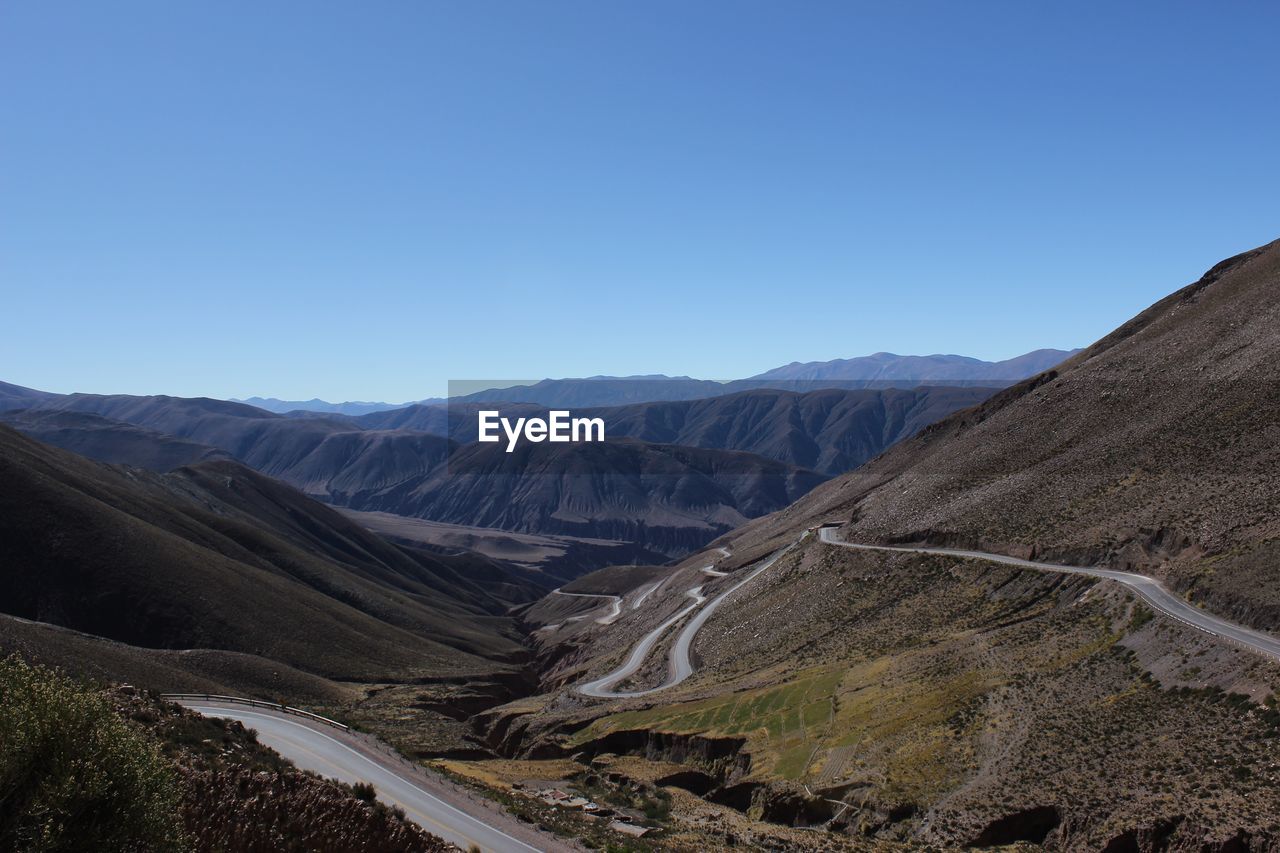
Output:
top-left (3, 2), bottom-right (1278, 401)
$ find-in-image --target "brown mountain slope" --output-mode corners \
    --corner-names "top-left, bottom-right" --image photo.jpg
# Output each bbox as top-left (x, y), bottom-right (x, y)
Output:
top-left (726, 239), bottom-right (1280, 627)
top-left (21, 392), bottom-right (459, 498)
top-left (12, 394), bottom-right (829, 558)
top-left (0, 424), bottom-right (528, 684)
top-left (0, 409), bottom-right (232, 470)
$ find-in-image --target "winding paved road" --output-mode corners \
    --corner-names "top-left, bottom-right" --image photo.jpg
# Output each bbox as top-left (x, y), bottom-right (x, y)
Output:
top-left (818, 526), bottom-right (1280, 661)
top-left (550, 588), bottom-right (623, 625)
top-left (576, 542), bottom-right (798, 698)
top-left (631, 580), bottom-right (662, 610)
top-left (181, 702), bottom-right (557, 852)
top-left (575, 524), bottom-right (1280, 702)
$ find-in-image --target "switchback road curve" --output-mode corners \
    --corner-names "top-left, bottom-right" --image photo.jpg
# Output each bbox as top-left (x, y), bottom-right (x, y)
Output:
top-left (550, 588), bottom-right (623, 625)
top-left (576, 542), bottom-right (798, 698)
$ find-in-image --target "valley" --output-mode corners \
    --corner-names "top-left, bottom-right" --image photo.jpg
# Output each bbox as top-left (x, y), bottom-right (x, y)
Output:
top-left (0, 381), bottom-right (999, 559)
top-left (450, 240), bottom-right (1280, 851)
top-left (4, 245), bottom-right (1280, 850)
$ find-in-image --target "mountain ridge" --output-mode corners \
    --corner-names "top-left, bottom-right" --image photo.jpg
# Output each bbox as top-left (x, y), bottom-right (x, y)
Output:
top-left (751, 347), bottom-right (1079, 382)
top-left (5, 387), bottom-right (985, 558)
top-left (0, 423), bottom-right (533, 687)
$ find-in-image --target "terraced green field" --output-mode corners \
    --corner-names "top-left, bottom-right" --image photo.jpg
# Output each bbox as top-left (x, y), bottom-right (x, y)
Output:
top-left (571, 652), bottom-right (1000, 795)
top-left (573, 667), bottom-right (846, 780)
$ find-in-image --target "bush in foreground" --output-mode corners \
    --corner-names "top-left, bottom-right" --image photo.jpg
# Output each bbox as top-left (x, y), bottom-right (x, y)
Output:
top-left (0, 656), bottom-right (184, 852)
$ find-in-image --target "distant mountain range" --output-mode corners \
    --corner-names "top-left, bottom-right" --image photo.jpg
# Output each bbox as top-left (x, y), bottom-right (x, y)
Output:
top-left (355, 387), bottom-right (992, 476)
top-left (0, 348), bottom-right (1070, 558)
top-left (0, 391), bottom-right (830, 557)
top-left (751, 348), bottom-right (1079, 382)
top-left (0, 383), bottom-right (994, 557)
top-left (232, 396), bottom-right (442, 416)
top-left (216, 349), bottom-right (1077, 414)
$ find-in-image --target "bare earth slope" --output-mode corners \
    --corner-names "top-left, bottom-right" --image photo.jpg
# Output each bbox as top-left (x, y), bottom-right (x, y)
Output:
top-left (731, 238), bottom-right (1280, 629)
top-left (0, 409), bottom-right (232, 470)
top-left (0, 424), bottom-right (527, 685)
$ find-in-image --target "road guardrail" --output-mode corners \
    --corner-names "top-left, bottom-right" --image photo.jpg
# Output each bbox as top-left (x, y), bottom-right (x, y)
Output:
top-left (160, 693), bottom-right (350, 731)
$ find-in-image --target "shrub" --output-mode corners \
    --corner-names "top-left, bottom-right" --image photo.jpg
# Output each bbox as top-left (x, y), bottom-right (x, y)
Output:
top-left (0, 656), bottom-right (185, 852)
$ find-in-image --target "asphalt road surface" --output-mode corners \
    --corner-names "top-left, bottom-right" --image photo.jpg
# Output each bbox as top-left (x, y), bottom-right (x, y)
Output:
top-left (550, 588), bottom-right (623, 625)
top-left (818, 526), bottom-right (1280, 661)
top-left (576, 541), bottom-right (798, 698)
top-left (181, 702), bottom-right (557, 852)
top-left (631, 580), bottom-right (662, 610)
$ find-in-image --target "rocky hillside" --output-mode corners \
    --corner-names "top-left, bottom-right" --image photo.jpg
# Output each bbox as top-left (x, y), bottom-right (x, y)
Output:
top-left (732, 238), bottom-right (1280, 629)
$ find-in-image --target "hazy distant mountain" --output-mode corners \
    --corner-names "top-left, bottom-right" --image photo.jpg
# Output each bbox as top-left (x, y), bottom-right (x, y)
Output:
top-left (453, 376), bottom-right (728, 408)
top-left (751, 348), bottom-right (1078, 382)
top-left (19, 392), bottom-right (457, 501)
top-left (585, 386), bottom-right (994, 475)
top-left (440, 350), bottom-right (1074, 409)
top-left (353, 401), bottom-right (543, 438)
top-left (233, 396), bottom-right (442, 416)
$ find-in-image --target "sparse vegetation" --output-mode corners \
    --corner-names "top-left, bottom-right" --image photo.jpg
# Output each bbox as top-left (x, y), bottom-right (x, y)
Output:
top-left (0, 656), bottom-right (185, 852)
